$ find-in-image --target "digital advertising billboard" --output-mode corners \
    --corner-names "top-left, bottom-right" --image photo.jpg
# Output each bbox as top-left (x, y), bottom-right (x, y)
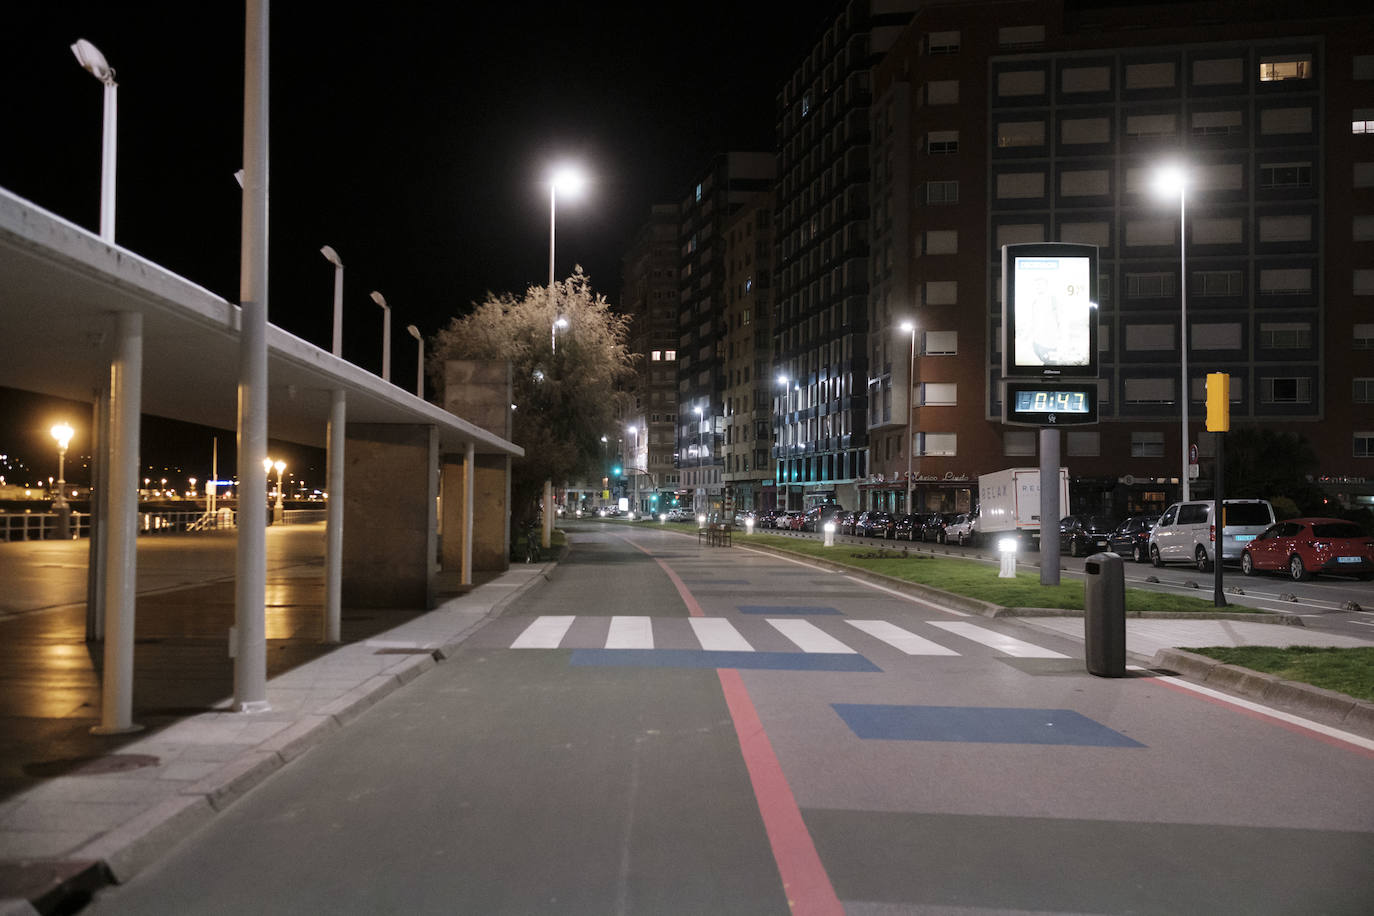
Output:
top-left (1001, 242), bottom-right (1099, 379)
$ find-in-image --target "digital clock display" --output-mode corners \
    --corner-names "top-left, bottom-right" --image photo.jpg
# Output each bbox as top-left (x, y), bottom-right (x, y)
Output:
top-left (1013, 389), bottom-right (1090, 414)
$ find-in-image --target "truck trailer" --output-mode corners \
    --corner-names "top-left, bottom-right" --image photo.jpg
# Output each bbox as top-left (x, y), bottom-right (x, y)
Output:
top-left (973, 467), bottom-right (1070, 548)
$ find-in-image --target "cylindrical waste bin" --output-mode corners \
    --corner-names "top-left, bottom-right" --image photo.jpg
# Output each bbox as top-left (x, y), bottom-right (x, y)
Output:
top-left (1083, 552), bottom-right (1126, 677)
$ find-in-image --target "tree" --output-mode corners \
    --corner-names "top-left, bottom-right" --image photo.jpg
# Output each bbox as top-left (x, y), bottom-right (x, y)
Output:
top-left (428, 268), bottom-right (635, 522)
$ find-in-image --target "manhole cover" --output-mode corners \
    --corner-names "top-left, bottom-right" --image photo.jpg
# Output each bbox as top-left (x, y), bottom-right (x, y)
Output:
top-left (25, 754), bottom-right (161, 778)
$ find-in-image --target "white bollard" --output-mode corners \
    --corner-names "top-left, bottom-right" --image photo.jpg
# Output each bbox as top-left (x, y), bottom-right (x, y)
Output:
top-left (823, 521), bottom-right (836, 547)
top-left (998, 537), bottom-right (1018, 578)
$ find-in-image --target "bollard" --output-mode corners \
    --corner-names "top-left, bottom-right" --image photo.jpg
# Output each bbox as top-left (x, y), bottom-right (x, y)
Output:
top-left (997, 538), bottom-right (1018, 578)
top-left (1084, 552), bottom-right (1127, 677)
top-left (823, 521), bottom-right (835, 547)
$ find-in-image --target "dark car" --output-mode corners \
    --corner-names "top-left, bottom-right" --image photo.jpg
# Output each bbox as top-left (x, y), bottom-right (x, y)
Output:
top-left (1108, 515), bottom-right (1160, 563)
top-left (858, 511), bottom-right (896, 538)
top-left (1241, 518), bottom-right (1374, 581)
top-left (836, 510), bottom-right (859, 535)
top-left (1059, 515), bottom-right (1117, 557)
top-left (802, 504), bottom-right (845, 532)
top-left (920, 513), bottom-right (953, 543)
top-left (892, 514), bottom-right (922, 541)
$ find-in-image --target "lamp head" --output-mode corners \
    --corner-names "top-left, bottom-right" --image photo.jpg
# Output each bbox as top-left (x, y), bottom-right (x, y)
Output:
top-left (1155, 164), bottom-right (1188, 198)
top-left (71, 39), bottom-right (115, 85)
top-left (262, 457), bottom-right (273, 473)
top-left (370, 291), bottom-right (388, 310)
top-left (406, 324), bottom-right (421, 341)
top-left (51, 423), bottom-right (74, 450)
top-left (899, 320), bottom-right (916, 334)
top-left (551, 165), bottom-right (586, 197)
top-left (274, 460), bottom-right (286, 474)
top-left (321, 245), bottom-right (343, 267)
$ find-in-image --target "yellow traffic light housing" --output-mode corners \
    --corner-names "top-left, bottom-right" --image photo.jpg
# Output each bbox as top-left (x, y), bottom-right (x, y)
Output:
top-left (1205, 372), bottom-right (1230, 432)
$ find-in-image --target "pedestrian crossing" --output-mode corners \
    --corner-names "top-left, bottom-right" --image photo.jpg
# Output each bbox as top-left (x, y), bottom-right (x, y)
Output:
top-left (506, 615), bottom-right (1067, 659)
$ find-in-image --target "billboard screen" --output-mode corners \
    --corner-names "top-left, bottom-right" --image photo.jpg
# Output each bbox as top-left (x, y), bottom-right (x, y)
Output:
top-left (1001, 243), bottom-right (1099, 378)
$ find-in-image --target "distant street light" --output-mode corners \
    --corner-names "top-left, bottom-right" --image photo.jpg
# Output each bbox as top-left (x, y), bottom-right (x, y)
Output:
top-left (321, 246), bottom-right (344, 357)
top-left (1155, 164), bottom-right (1191, 501)
top-left (369, 291), bottom-right (391, 382)
top-left (899, 320), bottom-right (918, 514)
top-left (548, 166), bottom-right (586, 354)
top-left (406, 324), bottom-right (424, 398)
top-left (70, 39), bottom-right (117, 243)
top-left (51, 423), bottom-right (74, 538)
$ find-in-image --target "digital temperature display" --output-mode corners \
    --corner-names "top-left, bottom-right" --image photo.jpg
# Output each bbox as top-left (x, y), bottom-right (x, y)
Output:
top-left (1003, 381), bottom-right (1099, 426)
top-left (1014, 389), bottom-right (1090, 414)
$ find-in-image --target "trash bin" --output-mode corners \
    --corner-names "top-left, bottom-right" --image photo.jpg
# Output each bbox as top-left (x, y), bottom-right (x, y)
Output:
top-left (1083, 552), bottom-right (1126, 677)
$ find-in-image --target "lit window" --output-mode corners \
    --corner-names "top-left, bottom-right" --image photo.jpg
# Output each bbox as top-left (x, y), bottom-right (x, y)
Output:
top-left (651, 350), bottom-right (661, 361)
top-left (665, 349), bottom-right (677, 361)
top-left (1354, 109), bottom-right (1374, 134)
top-left (1259, 55), bottom-right (1313, 82)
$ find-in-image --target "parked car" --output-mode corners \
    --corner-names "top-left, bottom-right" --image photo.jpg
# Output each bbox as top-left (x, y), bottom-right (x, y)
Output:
top-left (1059, 514), bottom-right (1117, 558)
top-left (801, 504), bottom-right (845, 532)
top-left (1149, 499), bottom-right (1276, 570)
top-left (920, 513), bottom-right (953, 543)
top-left (892, 514), bottom-right (922, 541)
top-left (1241, 518), bottom-right (1374, 581)
top-left (943, 512), bottom-right (975, 546)
top-left (1108, 514), bottom-right (1161, 563)
top-left (859, 511), bottom-right (897, 538)
top-left (835, 510), bottom-right (859, 535)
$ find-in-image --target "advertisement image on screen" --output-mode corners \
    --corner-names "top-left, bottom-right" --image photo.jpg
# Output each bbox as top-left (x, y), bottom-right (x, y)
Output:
top-left (1001, 243), bottom-right (1099, 379)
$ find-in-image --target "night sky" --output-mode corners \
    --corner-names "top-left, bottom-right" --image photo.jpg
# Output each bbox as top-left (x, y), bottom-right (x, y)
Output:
top-left (0, 1), bottom-right (841, 485)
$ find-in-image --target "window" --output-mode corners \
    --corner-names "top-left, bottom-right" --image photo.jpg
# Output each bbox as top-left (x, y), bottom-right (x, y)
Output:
top-left (1126, 324), bottom-right (1176, 350)
top-left (1259, 322), bottom-right (1312, 348)
top-left (1259, 268), bottom-right (1312, 294)
top-left (1357, 433), bottom-right (1374, 458)
top-left (1125, 378), bottom-right (1175, 403)
top-left (997, 120), bottom-right (1045, 147)
top-left (1061, 117), bottom-right (1110, 144)
top-left (1191, 376), bottom-right (1243, 403)
top-left (1059, 221), bottom-right (1109, 247)
top-left (1126, 61), bottom-right (1175, 89)
top-left (927, 130), bottom-right (958, 154)
top-left (1259, 54), bottom-right (1313, 82)
top-left (923, 230), bottom-right (958, 255)
top-left (665, 349), bottom-right (676, 361)
top-left (928, 30), bottom-right (960, 54)
top-left (1355, 324), bottom-right (1374, 348)
top-left (1258, 214), bottom-right (1311, 243)
top-left (1357, 110), bottom-right (1374, 134)
top-left (924, 331), bottom-right (957, 355)
top-left (651, 350), bottom-right (662, 361)
top-left (1357, 216), bottom-right (1374, 241)
top-left (1131, 432), bottom-right (1166, 457)
top-left (1354, 378), bottom-right (1374, 403)
top-left (1259, 162), bottom-right (1312, 189)
top-left (998, 25), bottom-right (1044, 46)
top-left (1194, 270), bottom-right (1243, 296)
top-left (1191, 110), bottom-right (1243, 136)
top-left (1261, 107), bottom-right (1313, 134)
top-left (1193, 323), bottom-right (1242, 350)
top-left (1125, 220), bottom-right (1175, 247)
top-left (927, 80), bottom-right (959, 105)
top-left (1193, 217), bottom-right (1243, 244)
top-left (1067, 431), bottom-right (1100, 457)
top-left (1004, 431), bottom-right (1036, 456)
top-left (921, 383), bottom-right (957, 405)
top-left (1260, 377), bottom-right (1312, 404)
top-left (1062, 66), bottom-right (1110, 93)
top-left (1125, 114), bottom-right (1176, 137)
top-left (998, 70), bottom-right (1045, 97)
top-left (996, 172), bottom-right (1045, 199)
top-left (1358, 270), bottom-right (1374, 295)
top-left (918, 432), bottom-right (957, 456)
top-left (925, 281), bottom-right (957, 305)
top-left (996, 223), bottom-right (1046, 248)
top-left (1193, 58), bottom-right (1244, 86)
top-left (1061, 170), bottom-right (1109, 198)
top-left (925, 180), bottom-right (959, 204)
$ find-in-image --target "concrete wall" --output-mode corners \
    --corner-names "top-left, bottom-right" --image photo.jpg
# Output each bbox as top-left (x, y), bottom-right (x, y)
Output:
top-left (343, 423), bottom-right (438, 609)
top-left (443, 360), bottom-right (511, 440)
top-left (443, 360), bottom-right (513, 571)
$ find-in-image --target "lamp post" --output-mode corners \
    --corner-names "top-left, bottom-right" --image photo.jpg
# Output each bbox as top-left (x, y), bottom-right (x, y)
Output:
top-left (263, 458), bottom-right (285, 523)
top-left (1156, 166), bottom-right (1190, 501)
top-left (51, 423), bottom-right (74, 538)
top-left (406, 324), bottom-right (424, 398)
top-left (627, 424), bottom-right (639, 516)
top-left (321, 246), bottom-right (344, 357)
top-left (369, 291), bottom-right (391, 382)
top-left (548, 166), bottom-right (585, 353)
top-left (70, 39), bottom-right (117, 243)
top-left (899, 321), bottom-right (918, 514)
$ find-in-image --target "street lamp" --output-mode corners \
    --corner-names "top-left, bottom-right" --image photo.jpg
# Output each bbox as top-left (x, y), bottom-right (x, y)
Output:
top-left (406, 324), bottom-right (424, 398)
top-left (369, 290), bottom-right (391, 382)
top-left (70, 39), bottom-right (117, 243)
top-left (552, 316), bottom-right (568, 354)
top-left (548, 166), bottom-right (586, 353)
top-left (51, 423), bottom-right (74, 538)
top-left (1155, 165), bottom-right (1191, 501)
top-left (899, 320), bottom-right (918, 514)
top-left (263, 457), bottom-right (285, 522)
top-left (321, 245), bottom-right (343, 357)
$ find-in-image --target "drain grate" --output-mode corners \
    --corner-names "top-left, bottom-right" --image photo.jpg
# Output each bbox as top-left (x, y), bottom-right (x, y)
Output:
top-left (24, 754), bottom-right (161, 778)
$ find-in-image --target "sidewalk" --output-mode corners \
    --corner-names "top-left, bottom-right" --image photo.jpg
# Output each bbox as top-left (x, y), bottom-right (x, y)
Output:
top-left (0, 561), bottom-right (552, 915)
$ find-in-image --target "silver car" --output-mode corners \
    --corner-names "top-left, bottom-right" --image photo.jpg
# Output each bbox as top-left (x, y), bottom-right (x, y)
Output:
top-left (1149, 499), bottom-right (1276, 571)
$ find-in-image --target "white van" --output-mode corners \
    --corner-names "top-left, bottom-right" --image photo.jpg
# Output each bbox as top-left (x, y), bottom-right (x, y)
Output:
top-left (1149, 499), bottom-right (1276, 570)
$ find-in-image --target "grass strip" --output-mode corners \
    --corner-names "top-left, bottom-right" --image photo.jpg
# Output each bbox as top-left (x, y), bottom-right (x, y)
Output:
top-left (1182, 646), bottom-right (1374, 703)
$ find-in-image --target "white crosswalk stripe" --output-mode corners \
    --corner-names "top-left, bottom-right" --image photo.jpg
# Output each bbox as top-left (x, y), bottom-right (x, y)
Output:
top-left (767, 618), bottom-right (857, 654)
top-left (605, 616), bottom-right (654, 649)
top-left (844, 619), bottom-right (959, 656)
top-left (927, 621), bottom-right (1070, 658)
top-left (511, 615), bottom-right (576, 649)
top-left (690, 618), bottom-right (755, 651)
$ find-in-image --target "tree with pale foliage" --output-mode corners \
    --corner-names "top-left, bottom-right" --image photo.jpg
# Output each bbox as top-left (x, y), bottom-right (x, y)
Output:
top-left (428, 267), bottom-right (635, 521)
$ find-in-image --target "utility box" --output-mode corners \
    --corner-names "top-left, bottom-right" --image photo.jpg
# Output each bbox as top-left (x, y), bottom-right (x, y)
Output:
top-left (1083, 552), bottom-right (1126, 677)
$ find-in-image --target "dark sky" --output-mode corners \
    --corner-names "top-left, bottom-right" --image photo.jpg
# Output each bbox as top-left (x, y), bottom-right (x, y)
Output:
top-left (0, 1), bottom-right (841, 484)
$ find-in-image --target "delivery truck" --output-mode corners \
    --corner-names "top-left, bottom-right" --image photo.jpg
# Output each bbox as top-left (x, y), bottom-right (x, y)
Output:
top-left (972, 467), bottom-right (1070, 548)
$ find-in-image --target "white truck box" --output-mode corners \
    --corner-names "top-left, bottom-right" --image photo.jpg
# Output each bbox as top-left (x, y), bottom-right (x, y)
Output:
top-left (975, 467), bottom-right (1070, 546)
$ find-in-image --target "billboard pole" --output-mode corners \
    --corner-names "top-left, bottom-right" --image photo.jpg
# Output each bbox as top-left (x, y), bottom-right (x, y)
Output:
top-left (1040, 428), bottom-right (1061, 586)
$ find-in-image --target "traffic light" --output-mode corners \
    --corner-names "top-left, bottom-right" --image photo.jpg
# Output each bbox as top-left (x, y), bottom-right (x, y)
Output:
top-left (1205, 372), bottom-right (1230, 432)
top-left (612, 464), bottom-right (622, 476)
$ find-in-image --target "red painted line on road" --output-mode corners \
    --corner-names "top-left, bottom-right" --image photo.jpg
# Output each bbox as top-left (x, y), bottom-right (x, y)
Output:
top-left (621, 533), bottom-right (843, 913)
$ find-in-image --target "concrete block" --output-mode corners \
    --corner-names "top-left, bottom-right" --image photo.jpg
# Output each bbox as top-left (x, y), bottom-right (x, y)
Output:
top-left (317, 675), bottom-right (401, 726)
top-left (74, 794), bottom-right (215, 883)
top-left (1149, 648), bottom-right (1220, 681)
top-left (1205, 663), bottom-right (1279, 698)
top-left (257, 715), bottom-right (339, 763)
top-left (1265, 679), bottom-right (1358, 723)
top-left (1340, 701), bottom-right (1374, 738)
top-left (183, 751), bottom-right (283, 812)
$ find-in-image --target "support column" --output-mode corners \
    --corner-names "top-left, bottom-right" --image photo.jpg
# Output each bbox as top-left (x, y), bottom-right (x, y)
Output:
top-left (85, 386), bottom-right (111, 641)
top-left (439, 444), bottom-right (475, 587)
top-left (93, 312), bottom-right (142, 736)
top-left (323, 389), bottom-right (345, 642)
top-left (1039, 428), bottom-right (1061, 587)
top-left (463, 442), bottom-right (474, 585)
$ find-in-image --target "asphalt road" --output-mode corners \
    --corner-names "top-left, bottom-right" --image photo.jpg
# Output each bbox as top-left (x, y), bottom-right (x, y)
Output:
top-left (84, 521), bottom-right (1374, 914)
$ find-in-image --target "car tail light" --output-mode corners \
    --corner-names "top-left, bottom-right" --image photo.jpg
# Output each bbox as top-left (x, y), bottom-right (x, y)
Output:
top-left (1209, 524), bottom-right (1215, 542)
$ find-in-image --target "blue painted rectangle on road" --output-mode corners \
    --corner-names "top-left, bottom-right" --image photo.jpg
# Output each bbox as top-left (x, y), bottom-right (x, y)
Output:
top-left (737, 605), bottom-right (842, 615)
top-left (832, 704), bottom-right (1145, 747)
top-left (570, 649), bottom-right (880, 672)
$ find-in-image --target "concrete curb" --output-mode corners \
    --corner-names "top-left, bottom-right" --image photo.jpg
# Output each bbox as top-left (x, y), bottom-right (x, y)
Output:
top-left (1150, 648), bottom-right (1374, 739)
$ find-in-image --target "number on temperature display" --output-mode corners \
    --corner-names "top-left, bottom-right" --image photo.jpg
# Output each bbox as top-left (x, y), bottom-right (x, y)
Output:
top-left (1015, 389), bottom-right (1089, 413)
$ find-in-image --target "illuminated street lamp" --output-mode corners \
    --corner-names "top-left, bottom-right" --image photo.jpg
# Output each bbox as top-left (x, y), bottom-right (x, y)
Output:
top-left (321, 245), bottom-right (344, 357)
top-left (51, 423), bottom-right (74, 538)
top-left (70, 39), bottom-right (117, 243)
top-left (369, 290), bottom-right (391, 382)
top-left (406, 324), bottom-right (424, 398)
top-left (548, 166), bottom-right (586, 354)
top-left (263, 457), bottom-right (285, 523)
top-left (899, 320), bottom-right (918, 514)
top-left (1155, 164), bottom-right (1191, 501)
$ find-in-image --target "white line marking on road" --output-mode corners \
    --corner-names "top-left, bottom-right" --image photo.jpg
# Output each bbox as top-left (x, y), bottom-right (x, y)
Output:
top-left (605, 616), bottom-right (655, 649)
top-left (928, 621), bottom-right (1069, 658)
top-left (511, 615), bottom-right (575, 649)
top-left (690, 618), bottom-right (755, 652)
top-left (843, 576), bottom-right (972, 617)
top-left (767, 619), bottom-right (856, 654)
top-left (845, 620), bottom-right (960, 655)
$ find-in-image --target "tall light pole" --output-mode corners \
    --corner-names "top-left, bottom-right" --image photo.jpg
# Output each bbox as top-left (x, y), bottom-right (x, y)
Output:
top-left (321, 246), bottom-right (344, 357)
top-left (406, 324), bottom-right (424, 398)
top-left (1156, 165), bottom-right (1190, 501)
top-left (51, 423), bottom-right (74, 538)
top-left (548, 166), bottom-right (585, 353)
top-left (370, 290), bottom-right (391, 382)
top-left (71, 39), bottom-right (117, 243)
top-left (899, 320), bottom-right (918, 514)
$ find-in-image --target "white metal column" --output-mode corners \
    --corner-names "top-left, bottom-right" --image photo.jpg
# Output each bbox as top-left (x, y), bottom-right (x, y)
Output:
top-left (323, 389), bottom-right (345, 642)
top-left (462, 441), bottom-right (474, 585)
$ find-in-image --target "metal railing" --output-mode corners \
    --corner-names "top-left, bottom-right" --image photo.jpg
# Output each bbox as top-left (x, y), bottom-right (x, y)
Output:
top-left (0, 507), bottom-right (328, 542)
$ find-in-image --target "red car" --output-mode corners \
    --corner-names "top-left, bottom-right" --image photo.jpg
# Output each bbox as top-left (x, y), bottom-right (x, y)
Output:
top-left (1240, 518), bottom-right (1374, 581)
